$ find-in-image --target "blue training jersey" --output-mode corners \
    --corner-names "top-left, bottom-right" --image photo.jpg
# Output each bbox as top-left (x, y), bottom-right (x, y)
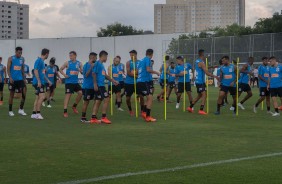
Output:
top-left (118, 63), bottom-right (125, 82)
top-left (168, 66), bottom-right (177, 83)
top-left (221, 64), bottom-right (236, 87)
top-left (24, 64), bottom-right (29, 75)
top-left (66, 60), bottom-right (80, 84)
top-left (93, 61), bottom-right (106, 87)
top-left (195, 58), bottom-right (205, 84)
top-left (82, 62), bottom-right (94, 89)
top-left (269, 65), bottom-right (282, 88)
top-left (33, 57), bottom-right (46, 85)
top-left (137, 57), bottom-right (151, 83)
top-left (10, 55), bottom-right (24, 81)
top-left (109, 64), bottom-right (120, 85)
top-left (239, 64), bottom-right (251, 84)
top-left (125, 60), bottom-right (139, 84)
top-left (45, 65), bottom-right (56, 85)
top-left (177, 63), bottom-right (192, 83)
top-left (0, 64), bottom-right (5, 83)
top-left (160, 64), bottom-right (169, 80)
top-left (258, 65), bottom-right (269, 88)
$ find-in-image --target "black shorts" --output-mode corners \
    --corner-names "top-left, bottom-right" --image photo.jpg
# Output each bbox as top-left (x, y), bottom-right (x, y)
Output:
top-left (177, 82), bottom-right (191, 93)
top-left (221, 85), bottom-right (236, 96)
top-left (108, 84), bottom-right (121, 94)
top-left (46, 84), bottom-right (55, 93)
top-left (95, 86), bottom-right (109, 100)
top-left (196, 83), bottom-right (206, 94)
top-left (9, 80), bottom-right (25, 93)
top-left (149, 80), bottom-right (154, 89)
top-left (169, 82), bottom-right (176, 89)
top-left (0, 83), bottom-right (4, 91)
top-left (83, 89), bottom-right (95, 101)
top-left (239, 83), bottom-right (251, 92)
top-left (137, 82), bottom-right (152, 96)
top-left (260, 87), bottom-right (270, 97)
top-left (119, 81), bottom-right (125, 89)
top-left (65, 83), bottom-right (82, 94)
top-left (33, 85), bottom-right (45, 96)
top-left (125, 84), bottom-right (135, 97)
top-left (270, 88), bottom-right (282, 97)
top-left (159, 79), bottom-right (168, 89)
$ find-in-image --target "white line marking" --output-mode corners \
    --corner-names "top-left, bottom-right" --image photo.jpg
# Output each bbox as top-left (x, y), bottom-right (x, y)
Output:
top-left (57, 152), bottom-right (282, 184)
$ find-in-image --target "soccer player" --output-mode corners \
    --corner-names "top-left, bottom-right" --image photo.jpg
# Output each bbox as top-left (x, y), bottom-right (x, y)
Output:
top-left (175, 56), bottom-right (194, 109)
top-left (60, 51), bottom-right (83, 118)
top-left (31, 49), bottom-right (50, 120)
top-left (51, 64), bottom-right (60, 102)
top-left (157, 55), bottom-right (170, 101)
top-left (7, 47), bottom-right (27, 117)
top-left (91, 51), bottom-right (119, 124)
top-left (253, 67), bottom-right (259, 88)
top-left (44, 57), bottom-right (59, 108)
top-left (108, 56), bottom-right (124, 111)
top-left (217, 58), bottom-right (229, 106)
top-left (187, 49), bottom-right (219, 115)
top-left (0, 57), bottom-right (7, 105)
top-left (267, 56), bottom-right (282, 117)
top-left (237, 57), bottom-right (254, 110)
top-left (81, 52), bottom-right (97, 123)
top-left (166, 61), bottom-right (178, 102)
top-left (116, 56), bottom-right (125, 98)
top-left (214, 56), bottom-right (237, 115)
top-left (137, 49), bottom-right (160, 122)
top-left (253, 57), bottom-right (272, 114)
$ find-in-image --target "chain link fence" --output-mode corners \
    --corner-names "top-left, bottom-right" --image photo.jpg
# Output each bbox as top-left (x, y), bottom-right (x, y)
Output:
top-left (162, 33), bottom-right (282, 66)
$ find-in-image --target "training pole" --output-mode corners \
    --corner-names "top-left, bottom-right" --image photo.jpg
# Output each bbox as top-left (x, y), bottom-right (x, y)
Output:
top-left (183, 58), bottom-right (186, 112)
top-left (133, 56), bottom-right (138, 118)
top-left (110, 57), bottom-right (113, 116)
top-left (262, 101), bottom-right (264, 111)
top-left (206, 58), bottom-right (209, 114)
top-left (236, 57), bottom-right (239, 116)
top-left (164, 56), bottom-right (167, 120)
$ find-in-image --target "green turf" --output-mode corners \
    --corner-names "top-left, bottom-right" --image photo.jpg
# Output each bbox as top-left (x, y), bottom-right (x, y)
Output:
top-left (0, 84), bottom-right (282, 184)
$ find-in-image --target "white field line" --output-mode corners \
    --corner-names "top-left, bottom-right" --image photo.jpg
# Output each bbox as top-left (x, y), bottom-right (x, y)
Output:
top-left (57, 152), bottom-right (282, 184)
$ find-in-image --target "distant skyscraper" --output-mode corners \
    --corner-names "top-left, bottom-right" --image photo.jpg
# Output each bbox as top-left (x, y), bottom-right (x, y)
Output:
top-left (154, 0), bottom-right (245, 34)
top-left (0, 1), bottom-right (29, 39)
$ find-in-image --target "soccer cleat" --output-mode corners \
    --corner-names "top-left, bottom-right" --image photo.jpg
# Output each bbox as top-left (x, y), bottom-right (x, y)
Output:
top-left (253, 105), bottom-right (257, 113)
top-left (0, 101), bottom-right (3, 106)
top-left (36, 114), bottom-right (44, 120)
top-left (272, 112), bottom-right (280, 117)
top-left (72, 107), bottom-right (79, 114)
top-left (214, 111), bottom-right (221, 115)
top-left (187, 107), bottom-right (194, 113)
top-left (129, 111), bottom-right (134, 117)
top-left (63, 112), bottom-right (68, 118)
top-left (9, 111), bottom-right (15, 117)
top-left (81, 119), bottom-right (90, 123)
top-left (145, 116), bottom-right (157, 122)
top-left (90, 118), bottom-right (101, 124)
top-left (42, 102), bottom-right (46, 107)
top-left (230, 106), bottom-right (235, 111)
top-left (238, 103), bottom-right (245, 110)
top-left (198, 110), bottom-right (208, 115)
top-left (18, 109), bottom-right (27, 116)
top-left (279, 106), bottom-right (282, 111)
top-left (31, 114), bottom-right (38, 119)
top-left (101, 117), bottom-right (112, 124)
top-left (141, 112), bottom-right (147, 119)
top-left (118, 108), bottom-right (124, 112)
top-left (47, 105), bottom-right (52, 108)
top-left (176, 103), bottom-right (180, 109)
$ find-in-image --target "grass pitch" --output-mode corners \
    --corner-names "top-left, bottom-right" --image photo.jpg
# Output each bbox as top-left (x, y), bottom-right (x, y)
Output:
top-left (0, 84), bottom-right (282, 184)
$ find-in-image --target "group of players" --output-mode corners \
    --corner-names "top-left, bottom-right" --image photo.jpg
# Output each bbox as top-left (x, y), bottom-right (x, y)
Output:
top-left (0, 47), bottom-right (282, 124)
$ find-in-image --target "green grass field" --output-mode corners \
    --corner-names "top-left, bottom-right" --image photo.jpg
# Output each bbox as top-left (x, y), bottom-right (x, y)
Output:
top-left (1, 84), bottom-right (282, 184)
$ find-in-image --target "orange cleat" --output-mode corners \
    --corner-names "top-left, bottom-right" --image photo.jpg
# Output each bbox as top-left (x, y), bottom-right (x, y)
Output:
top-left (279, 106), bottom-right (282, 111)
top-left (63, 112), bottom-right (68, 118)
top-left (141, 112), bottom-right (147, 119)
top-left (198, 110), bottom-right (208, 115)
top-left (129, 111), bottom-right (134, 117)
top-left (101, 117), bottom-right (112, 124)
top-left (145, 116), bottom-right (157, 122)
top-left (0, 101), bottom-right (3, 106)
top-left (187, 107), bottom-right (194, 113)
top-left (72, 107), bottom-right (79, 114)
top-left (90, 118), bottom-right (101, 124)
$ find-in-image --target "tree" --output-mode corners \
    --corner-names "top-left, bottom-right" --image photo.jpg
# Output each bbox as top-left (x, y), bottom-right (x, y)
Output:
top-left (97, 22), bottom-right (144, 37)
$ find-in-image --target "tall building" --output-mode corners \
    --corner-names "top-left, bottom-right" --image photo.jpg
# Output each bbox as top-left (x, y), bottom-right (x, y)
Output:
top-left (154, 0), bottom-right (245, 34)
top-left (0, 1), bottom-right (29, 39)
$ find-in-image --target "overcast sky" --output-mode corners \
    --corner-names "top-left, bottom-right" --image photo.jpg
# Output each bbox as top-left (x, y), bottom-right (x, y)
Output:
top-left (21, 0), bottom-right (282, 38)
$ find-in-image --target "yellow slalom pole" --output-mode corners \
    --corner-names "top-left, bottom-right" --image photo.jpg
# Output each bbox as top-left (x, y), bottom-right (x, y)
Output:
top-left (236, 57), bottom-right (239, 116)
top-left (206, 58), bottom-right (209, 114)
top-left (110, 57), bottom-right (113, 116)
top-left (262, 100), bottom-right (264, 111)
top-left (133, 56), bottom-right (138, 118)
top-left (164, 56), bottom-right (167, 120)
top-left (183, 58), bottom-right (186, 112)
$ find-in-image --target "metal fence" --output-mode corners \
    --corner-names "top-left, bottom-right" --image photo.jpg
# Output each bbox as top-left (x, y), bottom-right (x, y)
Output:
top-left (162, 33), bottom-right (282, 66)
